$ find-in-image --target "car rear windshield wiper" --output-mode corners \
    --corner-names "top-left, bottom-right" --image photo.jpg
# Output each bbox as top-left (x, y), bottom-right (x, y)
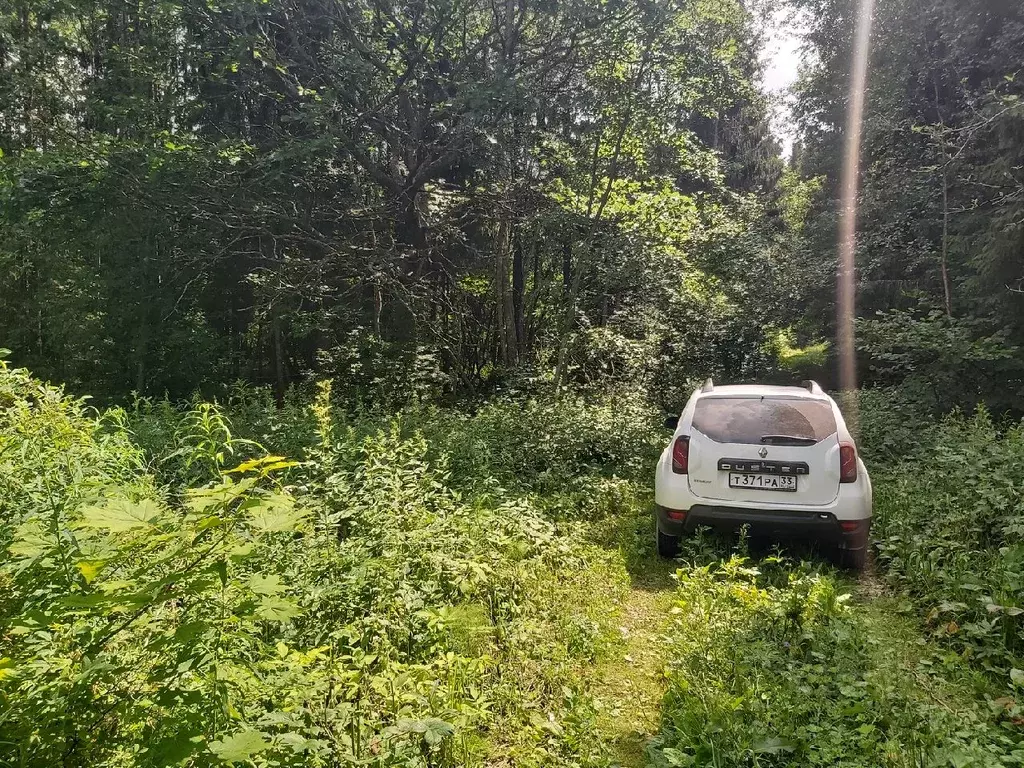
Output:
top-left (760, 434), bottom-right (817, 446)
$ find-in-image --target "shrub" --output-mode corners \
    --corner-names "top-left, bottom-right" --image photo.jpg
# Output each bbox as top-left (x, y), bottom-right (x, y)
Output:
top-left (651, 555), bottom-right (1017, 767)
top-left (852, 386), bottom-right (935, 464)
top-left (0, 358), bottom-right (146, 555)
top-left (402, 389), bottom-right (662, 495)
top-left (0, 364), bottom-right (631, 767)
top-left (874, 408), bottom-right (1024, 697)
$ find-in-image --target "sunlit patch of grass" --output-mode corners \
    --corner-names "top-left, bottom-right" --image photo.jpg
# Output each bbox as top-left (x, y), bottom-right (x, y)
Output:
top-left (650, 547), bottom-right (1023, 767)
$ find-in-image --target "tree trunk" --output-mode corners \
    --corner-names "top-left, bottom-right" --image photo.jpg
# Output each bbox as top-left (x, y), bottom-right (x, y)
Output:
top-left (932, 77), bottom-right (953, 317)
top-left (553, 240), bottom-right (587, 393)
top-left (494, 217), bottom-right (517, 366)
top-left (373, 282), bottom-right (383, 338)
top-left (562, 239), bottom-right (572, 296)
top-left (273, 311), bottom-right (286, 408)
top-left (527, 235), bottom-right (541, 347)
top-left (940, 170), bottom-right (952, 317)
top-left (512, 233), bottom-right (525, 354)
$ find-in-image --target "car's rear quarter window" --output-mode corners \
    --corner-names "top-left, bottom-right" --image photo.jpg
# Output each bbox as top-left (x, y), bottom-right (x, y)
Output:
top-left (692, 397), bottom-right (837, 444)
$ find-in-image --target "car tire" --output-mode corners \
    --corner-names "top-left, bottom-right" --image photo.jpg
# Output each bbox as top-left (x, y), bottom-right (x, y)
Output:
top-left (840, 546), bottom-right (867, 571)
top-left (656, 525), bottom-right (681, 558)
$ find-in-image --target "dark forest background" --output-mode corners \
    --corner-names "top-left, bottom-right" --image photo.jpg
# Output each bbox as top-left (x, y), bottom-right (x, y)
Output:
top-left (1, 0), bottom-right (1023, 414)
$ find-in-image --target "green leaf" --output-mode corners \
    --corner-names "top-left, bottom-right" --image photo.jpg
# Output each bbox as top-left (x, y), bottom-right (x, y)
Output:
top-left (392, 718), bottom-right (455, 746)
top-left (196, 515), bottom-right (223, 531)
top-left (76, 560), bottom-right (105, 584)
top-left (423, 718), bottom-right (454, 746)
top-left (226, 455), bottom-right (296, 474)
top-left (212, 559), bottom-right (227, 587)
top-left (660, 747), bottom-right (696, 766)
top-left (150, 731), bottom-right (204, 764)
top-left (78, 497), bottom-right (163, 532)
top-left (247, 495), bottom-right (306, 533)
top-left (9, 519), bottom-right (52, 559)
top-left (186, 478), bottom-right (257, 515)
top-left (248, 573), bottom-right (285, 595)
top-left (208, 729), bottom-right (271, 763)
top-left (753, 737), bottom-right (796, 754)
top-left (277, 732), bottom-right (313, 753)
top-left (1010, 668), bottom-right (1024, 687)
top-left (0, 657), bottom-right (17, 681)
top-left (255, 596), bottom-right (301, 622)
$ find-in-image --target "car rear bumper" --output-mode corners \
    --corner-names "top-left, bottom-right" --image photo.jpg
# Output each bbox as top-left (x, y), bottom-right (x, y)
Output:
top-left (655, 503), bottom-right (871, 552)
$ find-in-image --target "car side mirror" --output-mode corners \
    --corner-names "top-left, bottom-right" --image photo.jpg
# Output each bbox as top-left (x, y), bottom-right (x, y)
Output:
top-left (663, 415), bottom-right (679, 430)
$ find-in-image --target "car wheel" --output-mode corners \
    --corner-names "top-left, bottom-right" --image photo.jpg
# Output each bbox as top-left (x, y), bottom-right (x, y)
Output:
top-left (840, 546), bottom-right (867, 571)
top-left (656, 525), bottom-right (681, 558)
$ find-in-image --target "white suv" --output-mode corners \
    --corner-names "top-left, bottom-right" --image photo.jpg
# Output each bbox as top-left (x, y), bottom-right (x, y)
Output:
top-left (654, 380), bottom-right (872, 569)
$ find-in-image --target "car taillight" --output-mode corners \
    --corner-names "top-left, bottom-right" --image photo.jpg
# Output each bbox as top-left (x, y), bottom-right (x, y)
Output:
top-left (839, 442), bottom-right (857, 483)
top-left (672, 436), bottom-right (690, 474)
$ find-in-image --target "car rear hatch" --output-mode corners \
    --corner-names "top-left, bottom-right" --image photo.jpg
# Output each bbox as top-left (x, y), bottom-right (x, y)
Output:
top-left (686, 396), bottom-right (841, 506)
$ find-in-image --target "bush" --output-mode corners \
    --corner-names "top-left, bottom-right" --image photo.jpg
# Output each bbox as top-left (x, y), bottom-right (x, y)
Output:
top-left (0, 358), bottom-right (146, 554)
top-left (401, 389), bottom-right (662, 496)
top-left (0, 366), bottom-right (632, 767)
top-left (874, 408), bottom-right (1024, 698)
top-left (852, 386), bottom-right (935, 464)
top-left (651, 554), bottom-right (1017, 767)
top-left (857, 310), bottom-right (1024, 414)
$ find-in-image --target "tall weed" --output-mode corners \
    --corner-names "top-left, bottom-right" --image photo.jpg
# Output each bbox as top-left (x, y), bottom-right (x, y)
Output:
top-left (0, 365), bottom-right (632, 767)
top-left (874, 408), bottom-right (1024, 700)
top-left (652, 554), bottom-right (1018, 767)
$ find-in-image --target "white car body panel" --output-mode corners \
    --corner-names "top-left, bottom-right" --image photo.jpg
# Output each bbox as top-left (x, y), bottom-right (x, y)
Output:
top-left (654, 384), bottom-right (873, 521)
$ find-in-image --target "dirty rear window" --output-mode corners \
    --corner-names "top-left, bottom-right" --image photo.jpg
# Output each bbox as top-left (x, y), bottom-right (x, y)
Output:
top-left (692, 397), bottom-right (837, 445)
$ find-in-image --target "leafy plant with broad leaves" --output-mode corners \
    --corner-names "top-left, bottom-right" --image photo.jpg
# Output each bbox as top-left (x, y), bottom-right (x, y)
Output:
top-left (0, 363), bottom-right (632, 766)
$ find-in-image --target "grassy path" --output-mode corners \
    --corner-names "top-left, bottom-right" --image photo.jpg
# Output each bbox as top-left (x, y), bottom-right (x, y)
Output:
top-left (579, 521), bottom-right (1015, 768)
top-left (593, 556), bottom-right (677, 767)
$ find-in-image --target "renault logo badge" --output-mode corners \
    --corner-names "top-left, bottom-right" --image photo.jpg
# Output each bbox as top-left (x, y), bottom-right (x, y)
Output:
top-left (758, 447), bottom-right (768, 458)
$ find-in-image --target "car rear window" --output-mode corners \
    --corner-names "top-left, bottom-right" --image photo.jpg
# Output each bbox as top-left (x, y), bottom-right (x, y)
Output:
top-left (691, 397), bottom-right (837, 445)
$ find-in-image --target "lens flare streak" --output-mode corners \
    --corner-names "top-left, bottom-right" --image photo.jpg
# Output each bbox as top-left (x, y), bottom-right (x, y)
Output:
top-left (837, 0), bottom-right (876, 429)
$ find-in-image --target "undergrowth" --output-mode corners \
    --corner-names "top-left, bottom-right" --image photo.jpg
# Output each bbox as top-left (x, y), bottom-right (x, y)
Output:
top-left (0, 367), bottom-right (641, 767)
top-left (872, 407), bottom-right (1024, 712)
top-left (5, 365), bottom-right (1024, 767)
top-left (650, 545), bottom-right (1023, 767)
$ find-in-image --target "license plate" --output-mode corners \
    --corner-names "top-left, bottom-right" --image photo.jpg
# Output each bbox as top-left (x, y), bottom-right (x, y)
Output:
top-left (728, 473), bottom-right (797, 492)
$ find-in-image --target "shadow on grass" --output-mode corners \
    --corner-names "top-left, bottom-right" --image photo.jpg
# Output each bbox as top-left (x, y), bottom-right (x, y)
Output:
top-left (589, 505), bottom-right (876, 768)
top-left (600, 505), bottom-right (848, 590)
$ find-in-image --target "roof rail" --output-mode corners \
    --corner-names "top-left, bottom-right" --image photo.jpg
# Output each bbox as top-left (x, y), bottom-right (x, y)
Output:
top-left (801, 380), bottom-right (824, 395)
top-left (701, 378), bottom-right (714, 393)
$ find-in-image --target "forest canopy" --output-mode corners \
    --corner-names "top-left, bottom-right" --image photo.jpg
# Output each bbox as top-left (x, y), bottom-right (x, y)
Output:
top-left (0, 0), bottom-right (790, 407)
top-left (3, 1), bottom-right (1023, 410)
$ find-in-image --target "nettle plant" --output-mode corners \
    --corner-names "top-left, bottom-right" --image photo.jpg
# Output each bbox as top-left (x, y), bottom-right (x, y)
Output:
top-left (1, 366), bottom-right (624, 767)
top-left (3, 447), bottom-right (310, 765)
top-left (873, 408), bottom-right (1024, 695)
top-left (0, 364), bottom-right (463, 767)
top-left (651, 554), bottom-right (1013, 768)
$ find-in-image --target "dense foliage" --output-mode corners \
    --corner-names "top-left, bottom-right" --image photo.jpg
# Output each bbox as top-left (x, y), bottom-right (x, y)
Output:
top-left (0, 0), bottom-right (789, 405)
top-left (5, 355), bottom-right (1024, 766)
top-left (789, 0), bottom-right (1024, 411)
top-left (0, 358), bottom-right (646, 766)
top-left (5, 0), bottom-right (1024, 765)
top-left (653, 553), bottom-right (1022, 766)
top-left (874, 410), bottom-right (1024, 699)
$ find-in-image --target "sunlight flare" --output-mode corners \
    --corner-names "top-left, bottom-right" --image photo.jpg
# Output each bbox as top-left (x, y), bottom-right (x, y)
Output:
top-left (837, 0), bottom-right (876, 423)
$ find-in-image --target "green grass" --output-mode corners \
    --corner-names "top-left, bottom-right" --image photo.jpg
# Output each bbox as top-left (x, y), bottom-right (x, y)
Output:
top-left (589, 509), bottom-right (678, 767)
top-left (4, 365), bottom-right (1024, 767)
